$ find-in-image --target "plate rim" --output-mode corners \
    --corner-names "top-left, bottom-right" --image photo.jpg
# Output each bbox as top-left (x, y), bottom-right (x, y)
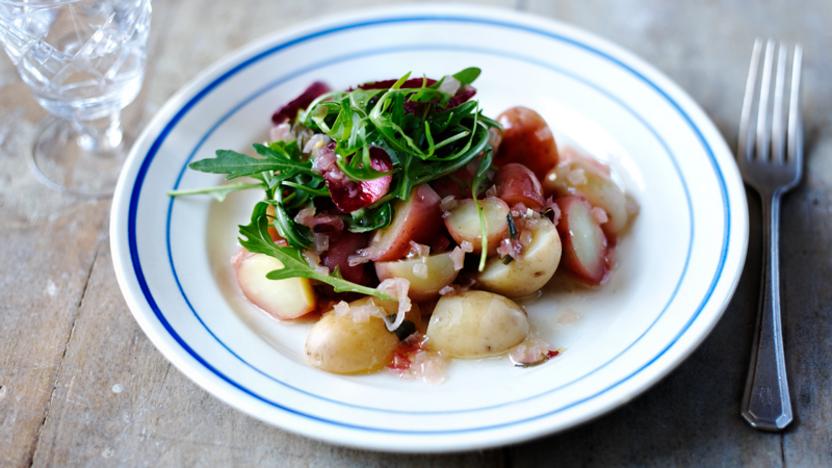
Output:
top-left (110, 3), bottom-right (749, 452)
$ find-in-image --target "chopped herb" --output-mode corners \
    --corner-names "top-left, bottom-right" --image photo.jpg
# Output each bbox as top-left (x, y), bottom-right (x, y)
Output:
top-left (507, 214), bottom-right (518, 239)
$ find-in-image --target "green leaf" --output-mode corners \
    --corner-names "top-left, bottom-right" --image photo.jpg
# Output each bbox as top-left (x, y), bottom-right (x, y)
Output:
top-left (346, 203), bottom-right (393, 233)
top-left (470, 148), bottom-right (494, 272)
top-left (167, 181), bottom-right (264, 201)
top-left (239, 202), bottom-right (391, 300)
top-left (452, 67), bottom-right (481, 85)
top-left (188, 150), bottom-right (289, 180)
top-left (270, 190), bottom-right (313, 249)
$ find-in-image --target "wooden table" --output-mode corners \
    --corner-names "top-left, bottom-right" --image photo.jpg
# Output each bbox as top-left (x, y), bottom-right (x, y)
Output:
top-left (2, 1), bottom-right (830, 466)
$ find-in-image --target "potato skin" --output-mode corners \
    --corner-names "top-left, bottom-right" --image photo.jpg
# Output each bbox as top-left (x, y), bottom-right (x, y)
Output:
top-left (426, 291), bottom-right (529, 358)
top-left (305, 299), bottom-right (399, 374)
top-left (543, 148), bottom-right (630, 237)
top-left (369, 184), bottom-right (442, 261)
top-left (495, 106), bottom-right (559, 179)
top-left (477, 217), bottom-right (562, 297)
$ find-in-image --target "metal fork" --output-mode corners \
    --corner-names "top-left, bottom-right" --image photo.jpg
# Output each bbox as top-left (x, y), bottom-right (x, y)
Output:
top-left (738, 39), bottom-right (804, 431)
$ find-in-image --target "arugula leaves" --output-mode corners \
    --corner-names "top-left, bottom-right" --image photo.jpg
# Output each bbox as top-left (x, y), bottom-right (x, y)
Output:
top-left (239, 202), bottom-right (392, 300)
top-left (167, 182), bottom-right (263, 202)
top-left (172, 67), bottom-right (501, 299)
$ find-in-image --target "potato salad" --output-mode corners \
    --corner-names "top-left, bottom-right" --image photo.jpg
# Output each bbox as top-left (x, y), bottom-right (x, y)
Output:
top-left (172, 68), bottom-right (637, 380)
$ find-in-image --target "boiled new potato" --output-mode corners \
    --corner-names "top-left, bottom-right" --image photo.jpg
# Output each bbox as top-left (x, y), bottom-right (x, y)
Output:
top-left (443, 197), bottom-right (510, 254)
top-left (426, 291), bottom-right (529, 358)
top-left (495, 106), bottom-right (560, 179)
top-left (233, 250), bottom-right (315, 320)
top-left (543, 148), bottom-right (630, 236)
top-left (477, 217), bottom-right (562, 297)
top-left (305, 298), bottom-right (399, 374)
top-left (368, 184), bottom-right (442, 261)
top-left (375, 252), bottom-right (459, 301)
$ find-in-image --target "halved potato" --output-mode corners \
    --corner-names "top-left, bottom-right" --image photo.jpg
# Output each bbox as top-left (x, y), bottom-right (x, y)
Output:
top-left (556, 196), bottom-right (610, 285)
top-left (444, 197), bottom-right (510, 254)
top-left (477, 217), bottom-right (562, 297)
top-left (305, 298), bottom-right (399, 374)
top-left (543, 148), bottom-right (631, 236)
top-left (368, 184), bottom-right (442, 261)
top-left (375, 252), bottom-right (459, 301)
top-left (426, 290), bottom-right (528, 358)
top-left (233, 250), bottom-right (315, 320)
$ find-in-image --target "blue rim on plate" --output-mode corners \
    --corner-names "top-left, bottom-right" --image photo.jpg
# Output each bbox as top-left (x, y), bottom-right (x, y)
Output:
top-left (112, 7), bottom-right (747, 451)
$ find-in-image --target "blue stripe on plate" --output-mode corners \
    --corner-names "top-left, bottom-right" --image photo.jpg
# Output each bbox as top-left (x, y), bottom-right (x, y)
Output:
top-left (128, 14), bottom-right (730, 435)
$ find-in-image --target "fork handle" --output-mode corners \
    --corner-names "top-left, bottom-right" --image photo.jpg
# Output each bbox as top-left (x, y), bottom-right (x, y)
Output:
top-left (741, 192), bottom-right (793, 430)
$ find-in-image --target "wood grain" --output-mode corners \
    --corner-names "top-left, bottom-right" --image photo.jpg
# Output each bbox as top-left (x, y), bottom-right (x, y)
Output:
top-left (1, 0), bottom-right (830, 466)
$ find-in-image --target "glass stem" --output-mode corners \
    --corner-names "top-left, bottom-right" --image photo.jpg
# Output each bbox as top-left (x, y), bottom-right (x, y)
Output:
top-left (74, 112), bottom-right (124, 153)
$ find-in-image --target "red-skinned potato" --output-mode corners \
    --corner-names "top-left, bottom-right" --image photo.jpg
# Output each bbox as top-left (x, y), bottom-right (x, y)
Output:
top-left (233, 250), bottom-right (316, 319)
top-left (495, 163), bottom-right (544, 210)
top-left (430, 158), bottom-right (482, 199)
top-left (495, 106), bottom-right (559, 179)
top-left (444, 197), bottom-right (510, 254)
top-left (368, 184), bottom-right (442, 261)
top-left (556, 196), bottom-right (610, 285)
top-left (543, 147), bottom-right (631, 237)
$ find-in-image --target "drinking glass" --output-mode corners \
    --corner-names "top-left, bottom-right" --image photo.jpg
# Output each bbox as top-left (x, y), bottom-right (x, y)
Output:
top-left (0, 0), bottom-right (151, 197)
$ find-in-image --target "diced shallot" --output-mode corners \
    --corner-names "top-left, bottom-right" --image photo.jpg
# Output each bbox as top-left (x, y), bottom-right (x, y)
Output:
top-left (449, 240), bottom-right (474, 271)
top-left (293, 205), bottom-right (345, 234)
top-left (313, 233), bottom-right (330, 253)
top-left (438, 76), bottom-right (461, 96)
top-left (438, 285), bottom-right (457, 296)
top-left (301, 250), bottom-right (329, 275)
top-left (388, 333), bottom-right (449, 384)
top-left (377, 278), bottom-right (412, 332)
top-left (406, 241), bottom-right (430, 259)
top-left (269, 122), bottom-right (293, 142)
top-left (496, 237), bottom-right (523, 260)
top-left (591, 206), bottom-right (609, 225)
top-left (332, 299), bottom-right (384, 323)
top-left (347, 250), bottom-right (372, 267)
top-left (509, 336), bottom-right (560, 367)
top-left (408, 350), bottom-right (449, 384)
top-left (439, 195), bottom-right (458, 214)
top-left (544, 196), bottom-right (562, 225)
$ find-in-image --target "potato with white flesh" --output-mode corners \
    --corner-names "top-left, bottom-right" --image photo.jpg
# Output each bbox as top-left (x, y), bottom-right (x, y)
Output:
top-left (427, 290), bottom-right (529, 358)
top-left (556, 196), bottom-right (610, 285)
top-left (478, 217), bottom-right (562, 297)
top-left (305, 298), bottom-right (399, 374)
top-left (444, 197), bottom-right (510, 254)
top-left (375, 252), bottom-right (459, 301)
top-left (368, 184), bottom-right (442, 261)
top-left (543, 149), bottom-right (631, 236)
top-left (233, 251), bottom-right (315, 320)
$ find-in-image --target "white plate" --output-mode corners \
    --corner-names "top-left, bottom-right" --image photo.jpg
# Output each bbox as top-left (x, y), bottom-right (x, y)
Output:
top-left (110, 4), bottom-right (748, 452)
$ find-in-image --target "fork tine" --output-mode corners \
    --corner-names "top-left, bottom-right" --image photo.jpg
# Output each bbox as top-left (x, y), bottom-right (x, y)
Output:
top-left (771, 43), bottom-right (787, 163)
top-left (738, 39), bottom-right (762, 161)
top-left (787, 45), bottom-right (804, 170)
top-left (755, 40), bottom-right (776, 161)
